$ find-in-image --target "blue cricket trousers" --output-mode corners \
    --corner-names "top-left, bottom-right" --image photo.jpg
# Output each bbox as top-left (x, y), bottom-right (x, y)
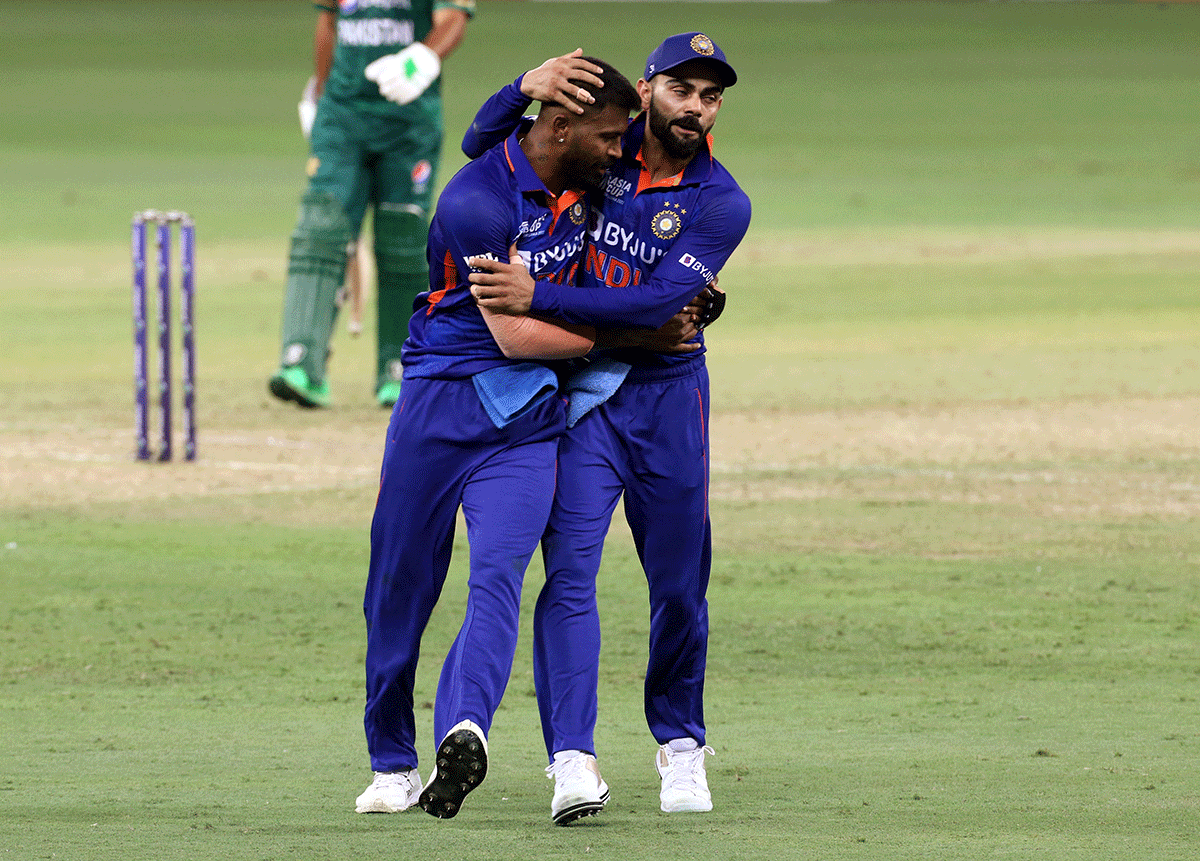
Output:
top-left (532, 363), bottom-right (711, 760)
top-left (364, 375), bottom-right (564, 773)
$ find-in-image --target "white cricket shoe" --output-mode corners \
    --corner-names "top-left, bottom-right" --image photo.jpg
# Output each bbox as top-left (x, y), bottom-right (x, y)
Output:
top-left (355, 768), bottom-right (423, 813)
top-left (656, 741), bottom-right (715, 813)
top-left (418, 719), bottom-right (489, 819)
top-left (546, 752), bottom-right (610, 825)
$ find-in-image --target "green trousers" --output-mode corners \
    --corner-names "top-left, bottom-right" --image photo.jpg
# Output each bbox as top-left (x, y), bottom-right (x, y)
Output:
top-left (278, 96), bottom-right (442, 391)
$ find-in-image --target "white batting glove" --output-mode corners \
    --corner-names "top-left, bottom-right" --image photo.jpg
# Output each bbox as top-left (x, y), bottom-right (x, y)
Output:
top-left (298, 76), bottom-right (318, 139)
top-left (365, 42), bottom-right (440, 106)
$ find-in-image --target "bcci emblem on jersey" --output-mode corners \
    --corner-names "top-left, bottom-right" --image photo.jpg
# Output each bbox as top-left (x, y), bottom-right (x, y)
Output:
top-left (651, 205), bottom-right (684, 240)
top-left (567, 201), bottom-right (586, 226)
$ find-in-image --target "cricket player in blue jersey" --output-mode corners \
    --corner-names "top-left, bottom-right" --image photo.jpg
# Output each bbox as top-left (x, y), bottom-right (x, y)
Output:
top-left (465, 34), bottom-right (751, 822)
top-left (356, 60), bottom-right (641, 819)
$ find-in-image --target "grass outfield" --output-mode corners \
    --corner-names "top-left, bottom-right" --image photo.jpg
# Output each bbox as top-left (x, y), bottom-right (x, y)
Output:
top-left (2, 2), bottom-right (1200, 859)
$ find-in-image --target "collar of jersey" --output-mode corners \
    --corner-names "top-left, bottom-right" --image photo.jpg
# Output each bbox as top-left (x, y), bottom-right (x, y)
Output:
top-left (503, 126), bottom-right (558, 197)
top-left (620, 113), bottom-right (715, 186)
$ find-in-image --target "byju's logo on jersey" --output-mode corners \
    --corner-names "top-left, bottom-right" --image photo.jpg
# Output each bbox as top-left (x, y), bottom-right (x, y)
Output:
top-left (679, 252), bottom-right (715, 282)
top-left (411, 160), bottom-right (432, 194)
top-left (651, 203), bottom-right (685, 240)
top-left (529, 233), bottom-right (584, 276)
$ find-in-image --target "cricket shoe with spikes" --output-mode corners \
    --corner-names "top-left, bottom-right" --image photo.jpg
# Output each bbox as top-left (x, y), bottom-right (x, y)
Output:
top-left (355, 768), bottom-right (423, 813)
top-left (547, 752), bottom-right (609, 825)
top-left (418, 720), bottom-right (488, 819)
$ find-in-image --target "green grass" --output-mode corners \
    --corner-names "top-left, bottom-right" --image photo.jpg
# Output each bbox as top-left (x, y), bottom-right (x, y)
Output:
top-left (5, 1), bottom-right (1200, 243)
top-left (4, 502), bottom-right (1199, 859)
top-left (3, 2), bottom-right (1200, 859)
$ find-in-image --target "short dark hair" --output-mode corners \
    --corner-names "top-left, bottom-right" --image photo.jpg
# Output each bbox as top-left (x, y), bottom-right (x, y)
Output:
top-left (545, 57), bottom-right (640, 115)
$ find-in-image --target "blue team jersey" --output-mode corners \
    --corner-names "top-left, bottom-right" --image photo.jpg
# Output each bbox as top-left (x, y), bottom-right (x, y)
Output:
top-left (403, 127), bottom-right (591, 379)
top-left (566, 118), bottom-right (751, 374)
top-left (461, 82), bottom-right (752, 376)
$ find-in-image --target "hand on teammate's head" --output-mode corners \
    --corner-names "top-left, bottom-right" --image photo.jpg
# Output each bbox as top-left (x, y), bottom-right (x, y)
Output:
top-left (521, 49), bottom-right (605, 115)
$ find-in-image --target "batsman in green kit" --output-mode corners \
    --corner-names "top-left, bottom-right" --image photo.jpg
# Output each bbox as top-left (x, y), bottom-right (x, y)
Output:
top-left (270, 0), bottom-right (475, 409)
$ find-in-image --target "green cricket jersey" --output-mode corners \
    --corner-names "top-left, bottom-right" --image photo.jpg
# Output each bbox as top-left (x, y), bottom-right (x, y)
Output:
top-left (315, 0), bottom-right (475, 117)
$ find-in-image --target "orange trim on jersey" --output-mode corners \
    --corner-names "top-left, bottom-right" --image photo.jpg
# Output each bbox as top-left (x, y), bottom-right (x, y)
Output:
top-left (425, 250), bottom-right (455, 314)
top-left (504, 137), bottom-right (582, 233)
top-left (634, 134), bottom-right (714, 195)
top-left (635, 143), bottom-right (685, 195)
top-left (503, 137), bottom-right (517, 174)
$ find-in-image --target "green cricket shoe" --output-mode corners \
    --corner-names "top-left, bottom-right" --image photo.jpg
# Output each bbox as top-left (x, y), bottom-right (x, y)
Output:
top-left (269, 366), bottom-right (331, 409)
top-left (376, 379), bottom-right (402, 408)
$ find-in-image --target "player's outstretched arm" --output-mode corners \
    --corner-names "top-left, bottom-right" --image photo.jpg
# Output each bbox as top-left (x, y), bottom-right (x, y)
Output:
top-left (461, 83), bottom-right (531, 158)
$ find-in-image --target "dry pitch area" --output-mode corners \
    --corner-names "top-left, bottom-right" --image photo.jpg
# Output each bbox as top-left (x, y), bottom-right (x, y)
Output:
top-left (5, 399), bottom-right (1200, 519)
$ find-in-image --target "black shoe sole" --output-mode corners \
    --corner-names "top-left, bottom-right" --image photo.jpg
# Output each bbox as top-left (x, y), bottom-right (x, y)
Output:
top-left (552, 789), bottom-right (610, 826)
top-left (418, 728), bottom-right (488, 819)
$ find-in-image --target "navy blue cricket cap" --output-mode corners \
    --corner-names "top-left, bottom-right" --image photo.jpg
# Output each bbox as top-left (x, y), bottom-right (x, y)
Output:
top-left (644, 32), bottom-right (737, 88)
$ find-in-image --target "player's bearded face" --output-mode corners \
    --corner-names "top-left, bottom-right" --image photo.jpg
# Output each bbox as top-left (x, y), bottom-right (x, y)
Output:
top-left (648, 93), bottom-right (710, 160)
top-left (563, 146), bottom-right (613, 189)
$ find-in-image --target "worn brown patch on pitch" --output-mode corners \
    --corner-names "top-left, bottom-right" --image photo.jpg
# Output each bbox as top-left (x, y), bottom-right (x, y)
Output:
top-left (2, 397), bottom-right (1197, 522)
top-left (711, 397), bottom-right (1200, 519)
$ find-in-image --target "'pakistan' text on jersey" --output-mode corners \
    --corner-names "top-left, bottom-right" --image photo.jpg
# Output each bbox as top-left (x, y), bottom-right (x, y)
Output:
top-left (316, 0), bottom-right (475, 116)
top-left (403, 127), bottom-right (591, 379)
top-left (461, 81), bottom-right (752, 377)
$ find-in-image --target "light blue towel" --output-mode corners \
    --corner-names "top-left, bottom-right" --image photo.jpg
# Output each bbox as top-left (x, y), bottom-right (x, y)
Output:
top-left (472, 363), bottom-right (559, 429)
top-left (564, 358), bottom-right (631, 428)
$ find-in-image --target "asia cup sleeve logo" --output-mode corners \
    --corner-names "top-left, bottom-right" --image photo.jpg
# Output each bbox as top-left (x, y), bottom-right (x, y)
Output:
top-left (690, 34), bottom-right (716, 57)
top-left (651, 202), bottom-right (686, 240)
